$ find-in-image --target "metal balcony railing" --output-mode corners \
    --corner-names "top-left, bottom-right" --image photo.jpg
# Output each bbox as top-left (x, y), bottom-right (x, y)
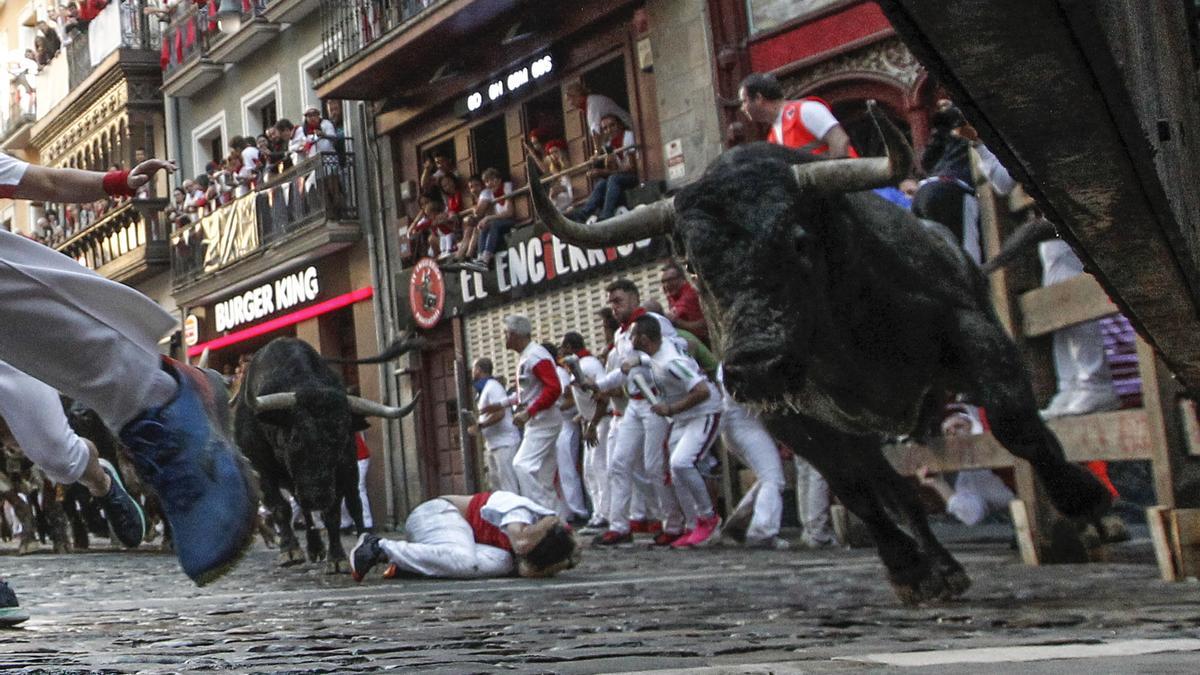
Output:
top-left (163, 2), bottom-right (215, 77)
top-left (171, 147), bottom-right (359, 284)
top-left (3, 86), bottom-right (36, 138)
top-left (55, 199), bottom-right (171, 275)
top-left (319, 0), bottom-right (448, 77)
top-left (68, 0), bottom-right (160, 90)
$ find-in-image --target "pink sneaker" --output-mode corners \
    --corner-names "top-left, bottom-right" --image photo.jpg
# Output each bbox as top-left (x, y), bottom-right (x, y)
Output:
top-left (684, 514), bottom-right (722, 547)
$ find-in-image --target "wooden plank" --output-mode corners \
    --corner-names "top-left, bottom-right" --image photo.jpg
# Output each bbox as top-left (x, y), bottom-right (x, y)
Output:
top-left (1137, 336), bottom-right (1184, 509)
top-left (883, 408), bottom-right (1152, 476)
top-left (1009, 500), bottom-right (1040, 566)
top-left (1169, 508), bottom-right (1200, 580)
top-left (1179, 399), bottom-right (1200, 457)
top-left (1147, 506), bottom-right (1178, 581)
top-left (1018, 274), bottom-right (1119, 337)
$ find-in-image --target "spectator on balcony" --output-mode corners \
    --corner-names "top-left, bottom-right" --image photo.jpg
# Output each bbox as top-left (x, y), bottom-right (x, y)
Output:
top-left (325, 100), bottom-right (348, 159)
top-left (10, 51), bottom-right (37, 102)
top-left (523, 128), bottom-right (552, 174)
top-left (420, 152), bottom-right (456, 194)
top-left (254, 135), bottom-right (276, 180)
top-left (565, 82), bottom-right (633, 139)
top-left (451, 174), bottom-right (486, 263)
top-left (543, 140), bottom-right (574, 212)
top-left (270, 120), bottom-right (295, 172)
top-left (461, 168), bottom-right (514, 273)
top-left (57, 3), bottom-right (83, 43)
top-left (407, 193), bottom-right (447, 260)
top-left (166, 187), bottom-right (188, 231)
top-left (436, 173), bottom-right (466, 260)
top-left (77, 0), bottom-right (110, 23)
top-left (233, 136), bottom-right (261, 192)
top-left (290, 106), bottom-right (336, 161)
top-left (565, 114), bottom-right (638, 225)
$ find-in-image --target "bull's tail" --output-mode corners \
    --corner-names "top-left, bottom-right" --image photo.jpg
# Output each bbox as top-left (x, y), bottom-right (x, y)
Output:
top-left (324, 333), bottom-right (426, 365)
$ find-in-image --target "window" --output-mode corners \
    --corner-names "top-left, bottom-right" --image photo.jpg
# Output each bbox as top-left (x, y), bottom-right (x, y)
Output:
top-left (471, 116), bottom-right (509, 180)
top-left (746, 0), bottom-right (844, 36)
top-left (241, 74), bottom-right (281, 138)
top-left (191, 111), bottom-right (227, 177)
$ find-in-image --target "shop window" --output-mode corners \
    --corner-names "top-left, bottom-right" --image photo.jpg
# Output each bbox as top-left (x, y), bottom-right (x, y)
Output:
top-left (746, 0), bottom-right (844, 36)
top-left (471, 116), bottom-right (510, 179)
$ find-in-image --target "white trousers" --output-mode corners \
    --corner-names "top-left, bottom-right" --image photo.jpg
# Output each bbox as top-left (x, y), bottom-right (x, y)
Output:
top-left (485, 443), bottom-right (520, 494)
top-left (378, 498), bottom-right (512, 578)
top-left (0, 360), bottom-right (91, 485)
top-left (0, 229), bottom-right (176, 431)
top-left (512, 419), bottom-right (563, 513)
top-left (795, 456), bottom-right (835, 544)
top-left (721, 401), bottom-right (784, 543)
top-left (555, 417), bottom-right (588, 518)
top-left (1040, 240), bottom-right (1114, 397)
top-left (340, 457), bottom-right (374, 529)
top-left (607, 400), bottom-right (682, 533)
top-left (668, 413), bottom-right (721, 523)
top-left (583, 415), bottom-right (611, 522)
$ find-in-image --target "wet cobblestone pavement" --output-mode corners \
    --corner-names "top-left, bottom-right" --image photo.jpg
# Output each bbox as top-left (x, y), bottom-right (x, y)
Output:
top-left (1, 528), bottom-right (1199, 673)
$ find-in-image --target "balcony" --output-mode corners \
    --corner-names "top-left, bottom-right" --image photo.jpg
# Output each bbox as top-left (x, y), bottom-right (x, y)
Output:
top-left (264, 0), bottom-right (321, 25)
top-left (67, 1), bottom-right (161, 91)
top-left (0, 89), bottom-right (36, 151)
top-left (162, 4), bottom-right (223, 97)
top-left (171, 148), bottom-right (360, 304)
top-left (208, 0), bottom-right (283, 64)
top-left (55, 199), bottom-right (171, 286)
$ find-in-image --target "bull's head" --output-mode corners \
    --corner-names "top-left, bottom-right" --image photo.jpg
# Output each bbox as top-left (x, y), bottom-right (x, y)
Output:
top-left (250, 388), bottom-right (420, 511)
top-left (527, 103), bottom-right (911, 406)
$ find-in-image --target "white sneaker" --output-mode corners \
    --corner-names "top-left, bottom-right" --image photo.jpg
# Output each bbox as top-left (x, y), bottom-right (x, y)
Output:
top-left (1039, 391), bottom-right (1073, 420)
top-left (585, 215), bottom-right (598, 225)
top-left (1062, 389), bottom-right (1122, 416)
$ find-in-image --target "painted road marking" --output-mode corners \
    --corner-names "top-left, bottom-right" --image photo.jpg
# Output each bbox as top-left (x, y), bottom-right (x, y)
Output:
top-left (837, 638), bottom-right (1200, 666)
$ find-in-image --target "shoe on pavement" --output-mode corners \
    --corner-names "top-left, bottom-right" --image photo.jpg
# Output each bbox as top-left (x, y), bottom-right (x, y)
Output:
top-left (592, 530), bottom-right (633, 546)
top-left (350, 533), bottom-right (387, 582)
top-left (97, 458), bottom-right (146, 548)
top-left (629, 519), bottom-right (649, 534)
top-left (745, 536), bottom-right (790, 550)
top-left (580, 518), bottom-right (608, 535)
top-left (1062, 389), bottom-right (1122, 417)
top-left (119, 359), bottom-right (259, 586)
top-left (0, 579), bottom-right (29, 628)
top-left (654, 530), bottom-right (686, 547)
top-left (686, 514), bottom-right (722, 548)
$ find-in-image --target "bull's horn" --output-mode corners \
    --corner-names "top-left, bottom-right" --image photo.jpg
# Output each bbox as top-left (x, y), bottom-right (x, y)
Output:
top-left (255, 392), bottom-right (298, 411)
top-left (347, 390), bottom-right (422, 419)
top-left (526, 155), bottom-right (676, 248)
top-left (196, 347), bottom-right (210, 369)
top-left (792, 100), bottom-right (912, 193)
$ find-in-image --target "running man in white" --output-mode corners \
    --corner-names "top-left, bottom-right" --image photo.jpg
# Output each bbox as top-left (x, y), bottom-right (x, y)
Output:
top-left (468, 357), bottom-right (521, 493)
top-left (349, 491), bottom-right (579, 580)
top-left (627, 315), bottom-right (723, 547)
top-left (560, 331), bottom-right (609, 529)
top-left (715, 365), bottom-right (787, 548)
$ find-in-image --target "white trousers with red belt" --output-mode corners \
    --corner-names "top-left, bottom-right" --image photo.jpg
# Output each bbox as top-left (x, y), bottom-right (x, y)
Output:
top-left (377, 498), bottom-right (512, 578)
top-left (607, 399), bottom-right (682, 534)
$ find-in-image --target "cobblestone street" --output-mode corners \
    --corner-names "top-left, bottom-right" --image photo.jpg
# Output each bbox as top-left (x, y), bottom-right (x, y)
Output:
top-left (2, 526), bottom-right (1199, 673)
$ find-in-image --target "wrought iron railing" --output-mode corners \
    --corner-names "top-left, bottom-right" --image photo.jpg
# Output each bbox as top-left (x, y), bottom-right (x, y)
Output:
top-left (319, 0), bottom-right (448, 77)
top-left (55, 199), bottom-right (170, 274)
top-left (163, 2), bottom-right (215, 77)
top-left (171, 147), bottom-right (359, 284)
top-left (68, 0), bottom-right (160, 89)
top-left (3, 86), bottom-right (36, 138)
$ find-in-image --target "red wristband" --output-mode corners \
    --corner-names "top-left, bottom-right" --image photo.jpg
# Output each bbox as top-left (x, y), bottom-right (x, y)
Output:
top-left (103, 170), bottom-right (134, 197)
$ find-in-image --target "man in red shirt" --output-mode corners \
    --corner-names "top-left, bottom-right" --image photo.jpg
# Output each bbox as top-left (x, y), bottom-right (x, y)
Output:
top-left (660, 260), bottom-right (708, 344)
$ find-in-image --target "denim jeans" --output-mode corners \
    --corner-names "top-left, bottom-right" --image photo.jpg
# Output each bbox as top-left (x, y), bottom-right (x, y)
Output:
top-left (479, 217), bottom-right (514, 256)
top-left (574, 172), bottom-right (638, 221)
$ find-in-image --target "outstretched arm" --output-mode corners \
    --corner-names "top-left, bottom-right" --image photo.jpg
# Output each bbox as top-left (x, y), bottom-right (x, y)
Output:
top-left (15, 159), bottom-right (174, 203)
top-left (981, 217), bottom-right (1058, 275)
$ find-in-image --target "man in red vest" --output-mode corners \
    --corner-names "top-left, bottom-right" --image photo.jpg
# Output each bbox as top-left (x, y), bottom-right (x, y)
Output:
top-left (349, 491), bottom-right (580, 581)
top-left (738, 72), bottom-right (854, 158)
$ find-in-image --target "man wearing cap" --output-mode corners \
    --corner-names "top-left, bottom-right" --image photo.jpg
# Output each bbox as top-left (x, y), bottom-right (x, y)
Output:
top-left (290, 105), bottom-right (336, 160)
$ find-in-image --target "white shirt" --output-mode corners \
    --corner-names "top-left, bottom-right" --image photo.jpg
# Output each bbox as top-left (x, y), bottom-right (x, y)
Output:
top-left (480, 490), bottom-right (556, 529)
top-left (556, 365), bottom-right (575, 415)
top-left (0, 152), bottom-right (29, 198)
top-left (513, 341), bottom-right (562, 428)
top-left (596, 311), bottom-right (678, 402)
top-left (640, 341), bottom-right (721, 421)
top-left (478, 182), bottom-right (514, 219)
top-left (477, 378), bottom-right (520, 450)
top-left (585, 94), bottom-right (634, 135)
top-left (569, 353), bottom-right (606, 422)
top-left (772, 100), bottom-right (840, 147)
top-left (239, 146), bottom-right (261, 179)
top-left (947, 470), bottom-right (1015, 526)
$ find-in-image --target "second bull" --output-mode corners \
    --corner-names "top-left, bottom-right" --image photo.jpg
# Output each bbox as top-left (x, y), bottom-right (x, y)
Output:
top-left (233, 336), bottom-right (420, 573)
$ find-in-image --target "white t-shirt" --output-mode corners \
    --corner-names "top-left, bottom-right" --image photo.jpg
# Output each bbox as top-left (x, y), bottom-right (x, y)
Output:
top-left (0, 152), bottom-right (29, 198)
top-left (773, 100), bottom-right (840, 147)
top-left (477, 378), bottom-right (520, 450)
top-left (569, 353), bottom-right (606, 421)
top-left (556, 365), bottom-right (575, 415)
top-left (480, 490), bottom-right (556, 529)
top-left (596, 311), bottom-right (679, 401)
top-left (478, 181), bottom-right (514, 219)
top-left (641, 341), bottom-right (720, 421)
top-left (239, 146), bottom-right (261, 179)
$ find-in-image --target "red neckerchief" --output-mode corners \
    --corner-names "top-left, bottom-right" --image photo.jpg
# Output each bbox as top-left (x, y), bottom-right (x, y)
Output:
top-left (609, 131), bottom-right (625, 149)
top-left (576, 348), bottom-right (592, 359)
top-left (304, 121), bottom-right (320, 135)
top-left (620, 306), bottom-right (647, 332)
top-left (493, 184), bottom-right (506, 204)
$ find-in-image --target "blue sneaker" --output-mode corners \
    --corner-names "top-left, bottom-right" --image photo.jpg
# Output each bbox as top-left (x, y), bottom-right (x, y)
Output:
top-left (119, 360), bottom-right (259, 586)
top-left (97, 458), bottom-right (146, 548)
top-left (0, 579), bottom-right (29, 627)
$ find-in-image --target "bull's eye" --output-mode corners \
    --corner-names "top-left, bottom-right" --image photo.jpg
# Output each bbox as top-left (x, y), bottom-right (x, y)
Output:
top-left (794, 230), bottom-right (810, 253)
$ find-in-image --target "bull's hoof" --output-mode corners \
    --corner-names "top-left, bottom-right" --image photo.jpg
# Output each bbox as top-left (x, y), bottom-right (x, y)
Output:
top-left (889, 560), bottom-right (971, 606)
top-left (53, 541), bottom-right (72, 554)
top-left (1041, 462), bottom-right (1112, 521)
top-left (278, 546), bottom-right (306, 567)
top-left (17, 538), bottom-right (38, 555)
top-left (325, 558), bottom-right (350, 575)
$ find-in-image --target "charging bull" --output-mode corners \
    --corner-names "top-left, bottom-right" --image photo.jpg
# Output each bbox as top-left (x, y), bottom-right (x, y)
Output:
top-left (526, 105), bottom-right (1112, 605)
top-left (234, 336), bottom-right (421, 573)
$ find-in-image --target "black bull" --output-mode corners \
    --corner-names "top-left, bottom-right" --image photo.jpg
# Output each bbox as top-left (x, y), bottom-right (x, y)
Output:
top-left (233, 336), bottom-right (420, 573)
top-left (526, 109), bottom-right (1112, 605)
